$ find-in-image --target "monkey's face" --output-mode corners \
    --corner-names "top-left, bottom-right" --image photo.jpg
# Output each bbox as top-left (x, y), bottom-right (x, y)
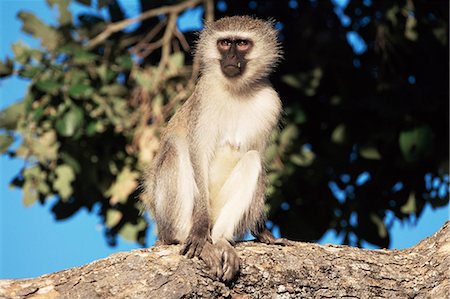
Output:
top-left (196, 16), bottom-right (282, 89)
top-left (217, 38), bottom-right (253, 78)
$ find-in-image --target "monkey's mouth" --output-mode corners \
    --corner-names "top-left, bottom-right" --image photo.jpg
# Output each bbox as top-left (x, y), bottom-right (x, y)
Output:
top-left (221, 64), bottom-right (242, 77)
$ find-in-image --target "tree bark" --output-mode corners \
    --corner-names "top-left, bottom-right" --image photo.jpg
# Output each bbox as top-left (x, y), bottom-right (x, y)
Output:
top-left (1, 222), bottom-right (449, 299)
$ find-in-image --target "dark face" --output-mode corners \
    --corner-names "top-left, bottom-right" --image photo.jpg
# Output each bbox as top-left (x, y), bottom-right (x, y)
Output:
top-left (217, 38), bottom-right (253, 78)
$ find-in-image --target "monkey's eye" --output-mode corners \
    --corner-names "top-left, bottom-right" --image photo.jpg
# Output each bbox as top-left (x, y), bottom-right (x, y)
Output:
top-left (236, 40), bottom-right (251, 51)
top-left (218, 39), bottom-right (232, 50)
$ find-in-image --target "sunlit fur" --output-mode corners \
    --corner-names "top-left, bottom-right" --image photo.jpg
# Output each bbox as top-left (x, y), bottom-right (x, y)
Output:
top-left (195, 16), bottom-right (282, 93)
top-left (142, 15), bottom-right (283, 282)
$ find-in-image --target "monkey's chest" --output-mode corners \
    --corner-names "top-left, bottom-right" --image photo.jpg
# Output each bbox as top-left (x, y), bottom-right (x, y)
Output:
top-left (214, 104), bottom-right (268, 150)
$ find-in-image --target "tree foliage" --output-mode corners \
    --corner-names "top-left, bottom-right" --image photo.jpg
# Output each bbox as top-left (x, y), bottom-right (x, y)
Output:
top-left (0, 0), bottom-right (448, 248)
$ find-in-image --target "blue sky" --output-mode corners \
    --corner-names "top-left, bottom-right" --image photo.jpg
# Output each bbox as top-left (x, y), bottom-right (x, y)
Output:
top-left (0, 0), bottom-right (449, 279)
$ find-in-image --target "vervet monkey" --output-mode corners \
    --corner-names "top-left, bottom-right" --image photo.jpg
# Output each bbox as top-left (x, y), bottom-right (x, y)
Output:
top-left (143, 15), bottom-right (286, 282)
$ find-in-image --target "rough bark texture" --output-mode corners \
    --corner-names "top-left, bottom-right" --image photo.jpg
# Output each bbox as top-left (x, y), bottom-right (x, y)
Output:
top-left (1, 222), bottom-right (449, 299)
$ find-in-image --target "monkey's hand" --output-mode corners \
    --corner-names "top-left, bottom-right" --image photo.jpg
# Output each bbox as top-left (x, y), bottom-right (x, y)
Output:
top-left (181, 230), bottom-right (210, 258)
top-left (256, 229), bottom-right (294, 246)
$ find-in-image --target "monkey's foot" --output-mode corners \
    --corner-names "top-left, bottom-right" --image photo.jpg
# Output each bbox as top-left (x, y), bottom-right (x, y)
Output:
top-left (256, 229), bottom-right (293, 246)
top-left (199, 241), bottom-right (223, 279)
top-left (215, 239), bottom-right (240, 283)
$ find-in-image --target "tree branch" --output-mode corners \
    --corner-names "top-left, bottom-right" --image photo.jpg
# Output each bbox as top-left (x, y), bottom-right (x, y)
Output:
top-left (86, 0), bottom-right (204, 49)
top-left (1, 222), bottom-right (448, 298)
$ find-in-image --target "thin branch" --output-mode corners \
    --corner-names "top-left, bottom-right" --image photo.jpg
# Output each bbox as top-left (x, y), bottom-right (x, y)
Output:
top-left (204, 0), bottom-right (214, 23)
top-left (131, 19), bottom-right (167, 54)
top-left (87, 0), bottom-right (203, 49)
top-left (137, 37), bottom-right (165, 58)
top-left (156, 12), bottom-right (177, 74)
top-left (173, 28), bottom-right (190, 52)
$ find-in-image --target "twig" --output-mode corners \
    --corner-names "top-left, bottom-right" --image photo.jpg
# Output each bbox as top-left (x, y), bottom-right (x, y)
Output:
top-left (137, 37), bottom-right (165, 58)
top-left (87, 0), bottom-right (203, 49)
top-left (156, 12), bottom-right (177, 74)
top-left (204, 0), bottom-right (214, 23)
top-left (131, 19), bottom-right (167, 54)
top-left (173, 28), bottom-right (190, 52)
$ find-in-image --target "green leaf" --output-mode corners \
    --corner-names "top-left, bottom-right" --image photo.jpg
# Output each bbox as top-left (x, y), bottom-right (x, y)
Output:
top-left (401, 193), bottom-right (416, 214)
top-left (97, 65), bottom-right (116, 83)
top-left (64, 68), bottom-right (89, 85)
top-left (0, 134), bottom-right (14, 153)
top-left (60, 152), bottom-right (81, 174)
top-left (47, 0), bottom-right (72, 26)
top-left (23, 181), bottom-right (38, 206)
top-left (118, 218), bottom-right (146, 242)
top-left (399, 125), bottom-right (433, 162)
top-left (33, 106), bottom-right (44, 121)
top-left (386, 5), bottom-right (400, 26)
top-left (135, 68), bottom-right (155, 92)
top-left (73, 49), bottom-right (98, 64)
top-left (169, 52), bottom-right (184, 68)
top-left (18, 12), bottom-right (62, 51)
top-left (86, 121), bottom-right (97, 136)
top-left (116, 55), bottom-right (133, 71)
top-left (100, 84), bottom-right (127, 96)
top-left (279, 124), bottom-right (298, 148)
top-left (293, 109), bottom-right (307, 124)
top-left (433, 24), bottom-right (448, 46)
top-left (290, 145), bottom-right (316, 167)
top-left (68, 83), bottom-right (93, 99)
top-left (53, 164), bottom-right (75, 200)
top-left (12, 42), bottom-right (30, 64)
top-left (265, 143), bottom-right (278, 162)
top-left (23, 166), bottom-right (47, 206)
top-left (107, 166), bottom-right (139, 205)
top-left (19, 65), bottom-right (45, 78)
top-left (332, 124), bottom-right (346, 144)
top-left (0, 101), bottom-right (25, 130)
top-left (55, 106), bottom-right (84, 137)
top-left (105, 209), bottom-right (122, 228)
top-left (281, 74), bottom-right (301, 88)
top-left (35, 79), bottom-right (60, 95)
top-left (281, 68), bottom-right (322, 96)
top-left (370, 213), bottom-right (387, 239)
top-left (0, 58), bottom-right (14, 78)
top-left (405, 15), bottom-right (418, 41)
top-left (33, 130), bottom-right (59, 162)
top-left (359, 146), bottom-right (382, 160)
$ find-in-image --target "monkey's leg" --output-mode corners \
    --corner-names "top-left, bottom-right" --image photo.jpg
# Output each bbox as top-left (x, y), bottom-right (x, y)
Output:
top-left (210, 150), bottom-right (263, 282)
top-left (211, 150), bottom-right (262, 241)
top-left (154, 138), bottom-right (196, 244)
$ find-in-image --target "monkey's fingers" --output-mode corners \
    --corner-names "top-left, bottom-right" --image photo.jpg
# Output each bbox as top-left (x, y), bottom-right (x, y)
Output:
top-left (180, 240), bottom-right (192, 256)
top-left (181, 235), bottom-right (206, 258)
